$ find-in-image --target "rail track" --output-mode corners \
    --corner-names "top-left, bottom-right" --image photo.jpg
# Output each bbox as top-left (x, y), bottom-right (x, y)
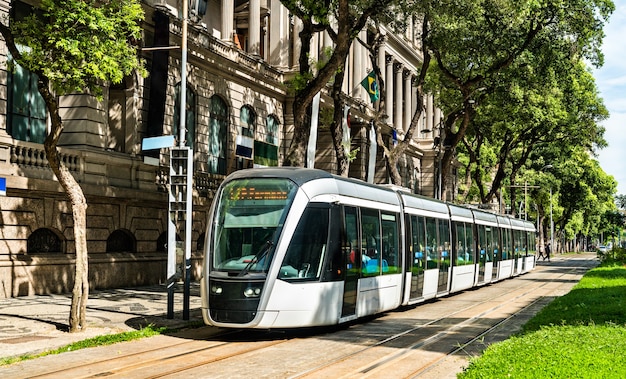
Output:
top-left (1, 255), bottom-right (597, 379)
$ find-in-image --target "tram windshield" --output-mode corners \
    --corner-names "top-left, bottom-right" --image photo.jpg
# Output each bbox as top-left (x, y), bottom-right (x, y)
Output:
top-left (212, 178), bottom-right (298, 274)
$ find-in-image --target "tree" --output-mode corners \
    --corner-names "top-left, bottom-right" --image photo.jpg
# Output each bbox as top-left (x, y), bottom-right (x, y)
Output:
top-left (281, 0), bottom-right (396, 168)
top-left (424, 0), bottom-right (613, 199)
top-left (459, 59), bottom-right (607, 206)
top-left (0, 0), bottom-right (145, 332)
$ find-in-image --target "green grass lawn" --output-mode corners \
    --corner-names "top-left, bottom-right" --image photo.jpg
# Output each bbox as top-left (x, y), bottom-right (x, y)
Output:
top-left (459, 257), bottom-right (626, 378)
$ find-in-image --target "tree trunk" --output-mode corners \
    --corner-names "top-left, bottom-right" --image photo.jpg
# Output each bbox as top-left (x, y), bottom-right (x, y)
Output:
top-left (329, 69), bottom-right (349, 176)
top-left (39, 78), bottom-right (89, 333)
top-left (1, 20), bottom-right (90, 333)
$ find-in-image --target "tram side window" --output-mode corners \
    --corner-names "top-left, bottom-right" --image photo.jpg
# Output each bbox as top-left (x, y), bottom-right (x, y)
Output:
top-left (477, 225), bottom-right (489, 262)
top-left (528, 232), bottom-right (537, 256)
top-left (410, 215), bottom-right (426, 272)
top-left (381, 213), bottom-right (399, 274)
top-left (493, 227), bottom-right (501, 262)
top-left (279, 206), bottom-right (329, 280)
top-left (513, 230), bottom-right (522, 258)
top-left (454, 222), bottom-right (465, 265)
top-left (344, 206), bottom-right (360, 270)
top-left (361, 208), bottom-right (382, 276)
top-left (518, 230), bottom-right (527, 256)
top-left (455, 222), bottom-right (473, 266)
top-left (486, 226), bottom-right (496, 262)
top-left (425, 217), bottom-right (438, 269)
top-left (501, 229), bottom-right (511, 260)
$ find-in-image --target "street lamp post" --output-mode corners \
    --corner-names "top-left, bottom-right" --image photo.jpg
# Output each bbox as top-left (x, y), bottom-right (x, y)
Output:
top-left (542, 164), bottom-right (554, 254)
top-left (550, 187), bottom-right (554, 254)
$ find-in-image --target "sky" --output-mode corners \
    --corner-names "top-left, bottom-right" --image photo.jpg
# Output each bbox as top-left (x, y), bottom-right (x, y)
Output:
top-left (593, 0), bottom-right (626, 195)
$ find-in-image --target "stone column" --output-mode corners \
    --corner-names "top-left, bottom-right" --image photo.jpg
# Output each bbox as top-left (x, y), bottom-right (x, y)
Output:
top-left (426, 94), bottom-right (433, 134)
top-left (221, 0), bottom-right (234, 43)
top-left (394, 63), bottom-right (403, 132)
top-left (404, 71), bottom-right (412, 133)
top-left (249, 0), bottom-right (261, 55)
top-left (292, 17), bottom-right (302, 68)
top-left (377, 46), bottom-right (386, 108)
top-left (385, 56), bottom-right (394, 124)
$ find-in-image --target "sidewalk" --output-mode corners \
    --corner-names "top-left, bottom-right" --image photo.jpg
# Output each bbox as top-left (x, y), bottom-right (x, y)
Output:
top-left (0, 282), bottom-right (203, 360)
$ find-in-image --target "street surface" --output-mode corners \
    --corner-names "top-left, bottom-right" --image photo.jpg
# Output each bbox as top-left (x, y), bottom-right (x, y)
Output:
top-left (0, 253), bottom-right (598, 378)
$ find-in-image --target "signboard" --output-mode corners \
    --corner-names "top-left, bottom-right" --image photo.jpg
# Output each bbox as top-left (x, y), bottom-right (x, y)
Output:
top-left (142, 135), bottom-right (176, 151)
top-left (0, 177), bottom-right (6, 196)
top-left (235, 135), bottom-right (254, 159)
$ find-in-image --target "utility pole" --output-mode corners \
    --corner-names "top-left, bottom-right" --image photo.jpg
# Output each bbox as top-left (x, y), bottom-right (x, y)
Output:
top-left (167, 0), bottom-right (192, 320)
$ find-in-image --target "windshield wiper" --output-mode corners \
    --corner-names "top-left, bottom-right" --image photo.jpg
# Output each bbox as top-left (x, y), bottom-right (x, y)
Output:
top-left (238, 240), bottom-right (274, 277)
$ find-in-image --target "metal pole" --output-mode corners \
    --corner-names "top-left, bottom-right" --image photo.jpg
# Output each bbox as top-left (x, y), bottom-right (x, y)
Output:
top-left (180, 0), bottom-right (192, 320)
top-left (524, 181), bottom-right (528, 221)
top-left (550, 187), bottom-right (554, 253)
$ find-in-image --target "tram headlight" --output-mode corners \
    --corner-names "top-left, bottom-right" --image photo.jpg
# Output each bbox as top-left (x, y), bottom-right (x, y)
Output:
top-left (243, 286), bottom-right (262, 298)
top-left (210, 285), bottom-right (223, 295)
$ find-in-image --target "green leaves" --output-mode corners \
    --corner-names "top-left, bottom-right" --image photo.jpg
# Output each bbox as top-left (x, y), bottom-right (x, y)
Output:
top-left (10, 0), bottom-right (146, 98)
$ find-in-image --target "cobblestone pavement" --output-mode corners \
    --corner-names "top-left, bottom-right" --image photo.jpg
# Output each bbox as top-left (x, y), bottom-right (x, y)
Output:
top-left (0, 283), bottom-right (203, 359)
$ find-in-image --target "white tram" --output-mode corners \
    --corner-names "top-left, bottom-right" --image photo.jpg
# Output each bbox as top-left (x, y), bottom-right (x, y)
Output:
top-left (200, 168), bottom-right (536, 329)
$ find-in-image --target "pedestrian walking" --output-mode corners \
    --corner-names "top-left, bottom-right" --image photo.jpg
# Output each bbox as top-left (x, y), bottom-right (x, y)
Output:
top-left (545, 243), bottom-right (551, 262)
top-left (538, 244), bottom-right (545, 261)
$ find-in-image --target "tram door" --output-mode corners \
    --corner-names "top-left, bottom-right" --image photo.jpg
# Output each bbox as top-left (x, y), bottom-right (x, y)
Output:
top-left (408, 215), bottom-right (426, 299)
top-left (341, 206), bottom-right (359, 318)
top-left (492, 227), bottom-right (501, 279)
top-left (476, 225), bottom-right (486, 283)
top-left (437, 219), bottom-right (451, 293)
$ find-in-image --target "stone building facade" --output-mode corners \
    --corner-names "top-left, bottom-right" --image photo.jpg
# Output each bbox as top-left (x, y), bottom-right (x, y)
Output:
top-left (0, 0), bottom-right (449, 298)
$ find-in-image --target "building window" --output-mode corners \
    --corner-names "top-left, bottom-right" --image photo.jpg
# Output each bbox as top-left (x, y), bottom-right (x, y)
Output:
top-left (106, 229), bottom-right (136, 253)
top-left (173, 82), bottom-right (196, 149)
top-left (7, 2), bottom-right (47, 143)
top-left (266, 115), bottom-right (279, 145)
top-left (236, 105), bottom-right (256, 168)
top-left (27, 228), bottom-right (63, 254)
top-left (208, 95), bottom-right (228, 174)
top-left (239, 105), bottom-right (256, 138)
top-left (252, 114), bottom-right (279, 167)
top-left (7, 56), bottom-right (47, 143)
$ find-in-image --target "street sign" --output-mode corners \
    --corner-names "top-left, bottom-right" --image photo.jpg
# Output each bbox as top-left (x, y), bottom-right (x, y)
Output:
top-left (141, 135), bottom-right (175, 151)
top-left (0, 177), bottom-right (6, 196)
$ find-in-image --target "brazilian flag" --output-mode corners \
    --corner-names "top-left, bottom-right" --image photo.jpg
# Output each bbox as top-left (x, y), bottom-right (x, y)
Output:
top-left (360, 71), bottom-right (380, 103)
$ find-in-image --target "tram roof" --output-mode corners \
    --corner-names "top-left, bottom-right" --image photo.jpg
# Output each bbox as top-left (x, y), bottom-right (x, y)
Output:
top-left (448, 204), bottom-right (474, 222)
top-left (472, 209), bottom-right (499, 225)
top-left (399, 192), bottom-right (449, 215)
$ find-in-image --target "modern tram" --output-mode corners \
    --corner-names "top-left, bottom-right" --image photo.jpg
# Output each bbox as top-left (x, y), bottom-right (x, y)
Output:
top-left (200, 168), bottom-right (537, 329)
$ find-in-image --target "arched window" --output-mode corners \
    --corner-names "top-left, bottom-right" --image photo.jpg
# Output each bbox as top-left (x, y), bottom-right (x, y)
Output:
top-left (106, 229), bottom-right (136, 253)
top-left (236, 105), bottom-right (256, 168)
top-left (27, 228), bottom-right (63, 254)
top-left (208, 95), bottom-right (228, 174)
top-left (239, 105), bottom-right (256, 138)
top-left (173, 82), bottom-right (196, 148)
top-left (157, 232), bottom-right (168, 252)
top-left (252, 114), bottom-right (279, 167)
top-left (156, 231), bottom-right (182, 252)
